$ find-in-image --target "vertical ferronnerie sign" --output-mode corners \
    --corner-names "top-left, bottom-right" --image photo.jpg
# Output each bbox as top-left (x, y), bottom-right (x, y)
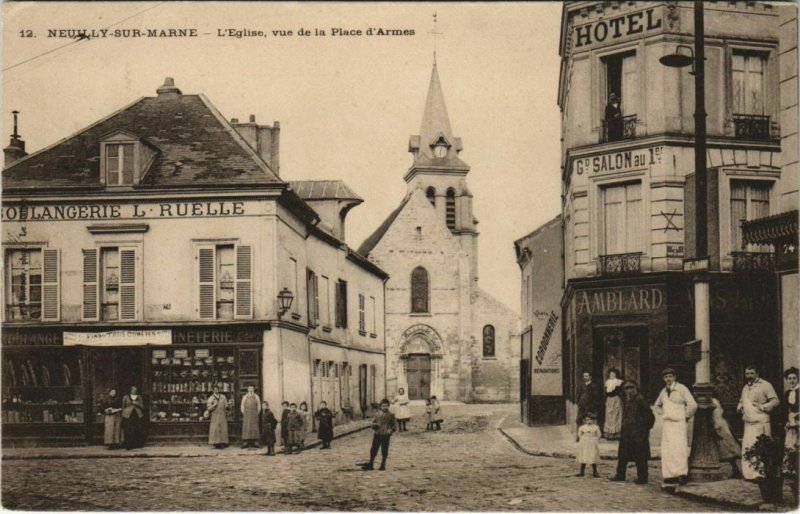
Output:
top-left (531, 308), bottom-right (562, 395)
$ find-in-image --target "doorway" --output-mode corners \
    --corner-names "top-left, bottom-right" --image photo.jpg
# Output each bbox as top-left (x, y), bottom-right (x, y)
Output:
top-left (594, 325), bottom-right (648, 391)
top-left (406, 354), bottom-right (431, 400)
top-left (90, 347), bottom-right (145, 443)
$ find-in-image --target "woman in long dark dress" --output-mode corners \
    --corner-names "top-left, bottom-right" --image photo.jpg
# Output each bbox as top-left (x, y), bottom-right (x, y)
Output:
top-left (99, 388), bottom-right (123, 449)
top-left (314, 401), bottom-right (335, 449)
top-left (121, 386), bottom-right (145, 449)
top-left (260, 401), bottom-right (278, 456)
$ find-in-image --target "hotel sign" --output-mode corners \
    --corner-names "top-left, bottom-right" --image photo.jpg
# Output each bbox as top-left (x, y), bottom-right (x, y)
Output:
top-left (574, 146), bottom-right (663, 175)
top-left (573, 7), bottom-right (663, 49)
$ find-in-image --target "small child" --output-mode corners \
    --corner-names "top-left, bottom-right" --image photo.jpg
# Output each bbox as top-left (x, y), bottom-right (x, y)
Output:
top-left (576, 412), bottom-right (601, 477)
top-left (285, 403), bottom-right (305, 454)
top-left (425, 398), bottom-right (433, 431)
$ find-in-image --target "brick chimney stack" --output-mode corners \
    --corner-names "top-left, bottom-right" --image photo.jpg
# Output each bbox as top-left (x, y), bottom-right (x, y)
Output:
top-left (4, 110), bottom-right (27, 168)
top-left (230, 115), bottom-right (281, 176)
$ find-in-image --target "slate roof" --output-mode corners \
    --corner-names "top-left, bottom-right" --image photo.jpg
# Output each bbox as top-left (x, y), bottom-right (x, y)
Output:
top-left (3, 94), bottom-right (281, 191)
top-left (356, 193), bottom-right (413, 257)
top-left (288, 180), bottom-right (363, 202)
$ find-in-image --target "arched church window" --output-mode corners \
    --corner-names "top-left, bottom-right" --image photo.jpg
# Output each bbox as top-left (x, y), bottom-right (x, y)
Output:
top-left (411, 267), bottom-right (429, 313)
top-left (483, 325), bottom-right (495, 358)
top-left (445, 188), bottom-right (456, 231)
top-left (426, 187), bottom-right (436, 207)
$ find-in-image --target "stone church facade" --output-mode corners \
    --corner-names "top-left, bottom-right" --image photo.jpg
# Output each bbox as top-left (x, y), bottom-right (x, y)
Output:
top-left (358, 62), bottom-right (520, 402)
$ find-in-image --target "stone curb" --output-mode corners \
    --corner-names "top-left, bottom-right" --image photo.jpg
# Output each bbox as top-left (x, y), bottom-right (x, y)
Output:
top-left (497, 426), bottom-right (661, 461)
top-left (670, 487), bottom-right (757, 511)
top-left (2, 421), bottom-right (372, 461)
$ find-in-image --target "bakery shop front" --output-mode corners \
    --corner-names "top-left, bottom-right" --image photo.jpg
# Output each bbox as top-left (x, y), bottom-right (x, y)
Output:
top-left (2, 324), bottom-right (266, 447)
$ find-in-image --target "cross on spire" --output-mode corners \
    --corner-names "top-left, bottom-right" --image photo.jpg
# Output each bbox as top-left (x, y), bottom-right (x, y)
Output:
top-left (429, 12), bottom-right (443, 64)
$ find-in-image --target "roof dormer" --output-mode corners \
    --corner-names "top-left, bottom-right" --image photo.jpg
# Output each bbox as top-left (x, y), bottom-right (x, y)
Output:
top-left (99, 130), bottom-right (157, 187)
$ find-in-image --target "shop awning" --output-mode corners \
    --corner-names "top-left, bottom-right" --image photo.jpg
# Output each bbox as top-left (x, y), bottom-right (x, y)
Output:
top-left (742, 210), bottom-right (798, 245)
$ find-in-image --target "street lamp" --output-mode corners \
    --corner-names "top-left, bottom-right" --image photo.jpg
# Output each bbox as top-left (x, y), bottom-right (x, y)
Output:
top-left (659, 0), bottom-right (726, 483)
top-left (277, 287), bottom-right (294, 318)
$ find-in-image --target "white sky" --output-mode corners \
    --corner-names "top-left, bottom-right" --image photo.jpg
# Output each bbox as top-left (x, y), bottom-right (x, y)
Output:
top-left (2, 2), bottom-right (565, 313)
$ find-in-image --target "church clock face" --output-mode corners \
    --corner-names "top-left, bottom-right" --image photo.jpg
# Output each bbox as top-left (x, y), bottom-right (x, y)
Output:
top-left (433, 145), bottom-right (447, 158)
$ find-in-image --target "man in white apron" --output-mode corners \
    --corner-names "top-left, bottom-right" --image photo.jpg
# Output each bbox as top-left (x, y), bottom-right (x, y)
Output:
top-left (654, 368), bottom-right (697, 485)
top-left (737, 365), bottom-right (779, 480)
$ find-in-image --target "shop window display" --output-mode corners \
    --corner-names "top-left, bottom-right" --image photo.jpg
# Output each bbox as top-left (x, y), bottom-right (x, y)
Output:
top-left (2, 349), bottom-right (85, 424)
top-left (150, 348), bottom-right (236, 423)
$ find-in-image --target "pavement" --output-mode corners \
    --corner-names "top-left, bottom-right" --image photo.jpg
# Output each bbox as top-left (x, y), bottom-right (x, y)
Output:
top-left (499, 414), bottom-right (799, 512)
top-left (1, 418), bottom-right (373, 460)
top-left (2, 403), bottom-right (722, 511)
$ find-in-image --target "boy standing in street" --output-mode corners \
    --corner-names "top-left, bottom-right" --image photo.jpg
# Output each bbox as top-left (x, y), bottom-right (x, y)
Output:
top-left (364, 398), bottom-right (397, 471)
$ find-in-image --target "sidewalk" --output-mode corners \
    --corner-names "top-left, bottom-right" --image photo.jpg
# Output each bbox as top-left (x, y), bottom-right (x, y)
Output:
top-left (498, 414), bottom-right (799, 511)
top-left (2, 418), bottom-right (371, 461)
top-left (497, 414), bottom-right (661, 460)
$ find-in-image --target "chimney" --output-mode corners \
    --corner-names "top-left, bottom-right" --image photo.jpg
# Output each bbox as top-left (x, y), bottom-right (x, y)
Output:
top-left (230, 116), bottom-right (281, 177)
top-left (156, 77), bottom-right (182, 99)
top-left (4, 111), bottom-right (27, 167)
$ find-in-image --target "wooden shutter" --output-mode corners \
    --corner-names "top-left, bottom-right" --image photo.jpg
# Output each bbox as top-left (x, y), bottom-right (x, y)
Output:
top-left (197, 245), bottom-right (216, 320)
top-left (235, 245), bottom-right (253, 319)
top-left (82, 249), bottom-right (99, 321)
top-left (621, 53), bottom-right (637, 116)
top-left (119, 248), bottom-right (137, 320)
top-left (42, 249), bottom-right (60, 321)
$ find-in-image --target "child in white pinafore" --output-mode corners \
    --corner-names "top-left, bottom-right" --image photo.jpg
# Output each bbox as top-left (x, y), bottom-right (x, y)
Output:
top-left (576, 412), bottom-right (601, 477)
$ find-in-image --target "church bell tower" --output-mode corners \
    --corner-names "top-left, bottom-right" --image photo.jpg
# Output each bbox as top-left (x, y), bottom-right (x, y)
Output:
top-left (406, 61), bottom-right (479, 282)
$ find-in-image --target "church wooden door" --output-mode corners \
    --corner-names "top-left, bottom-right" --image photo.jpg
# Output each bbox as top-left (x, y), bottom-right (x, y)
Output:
top-left (406, 355), bottom-right (431, 400)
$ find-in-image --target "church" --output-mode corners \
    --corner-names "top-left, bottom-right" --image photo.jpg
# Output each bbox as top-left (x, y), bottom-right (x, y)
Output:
top-left (358, 61), bottom-right (520, 402)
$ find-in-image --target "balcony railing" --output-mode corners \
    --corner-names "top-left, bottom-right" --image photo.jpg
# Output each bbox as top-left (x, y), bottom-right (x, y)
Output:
top-left (732, 114), bottom-right (771, 141)
top-left (601, 115), bottom-right (637, 143)
top-left (597, 252), bottom-right (642, 276)
top-left (731, 251), bottom-right (775, 273)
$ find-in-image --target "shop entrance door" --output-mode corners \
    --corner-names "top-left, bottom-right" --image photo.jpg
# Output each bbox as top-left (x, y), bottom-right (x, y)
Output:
top-left (594, 325), bottom-right (648, 392)
top-left (406, 354), bottom-right (431, 400)
top-left (90, 347), bottom-right (145, 443)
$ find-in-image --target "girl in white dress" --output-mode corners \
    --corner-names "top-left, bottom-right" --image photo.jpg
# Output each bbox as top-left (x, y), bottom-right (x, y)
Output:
top-left (576, 412), bottom-right (601, 477)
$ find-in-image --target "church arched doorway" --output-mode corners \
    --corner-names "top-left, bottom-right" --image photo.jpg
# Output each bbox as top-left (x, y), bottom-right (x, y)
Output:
top-left (397, 324), bottom-right (444, 400)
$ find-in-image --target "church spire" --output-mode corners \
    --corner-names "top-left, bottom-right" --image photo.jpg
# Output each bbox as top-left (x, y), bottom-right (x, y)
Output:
top-left (419, 62), bottom-right (454, 153)
top-left (406, 60), bottom-right (468, 178)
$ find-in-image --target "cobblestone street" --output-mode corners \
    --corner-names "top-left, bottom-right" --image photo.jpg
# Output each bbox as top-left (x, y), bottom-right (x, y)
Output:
top-left (2, 404), bottom-right (719, 511)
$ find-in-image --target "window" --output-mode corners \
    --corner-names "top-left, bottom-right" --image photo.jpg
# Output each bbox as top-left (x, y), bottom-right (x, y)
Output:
top-left (411, 267), bottom-right (429, 313)
top-left (5, 248), bottom-right (59, 321)
top-left (445, 189), bottom-right (457, 231)
top-left (602, 51), bottom-right (637, 141)
top-left (369, 364), bottom-right (377, 405)
top-left (320, 276), bottom-right (331, 327)
top-left (307, 269), bottom-right (319, 326)
top-left (426, 187), bottom-right (436, 207)
top-left (358, 293), bottom-right (366, 333)
top-left (194, 243), bottom-right (251, 320)
top-left (335, 280), bottom-right (348, 328)
top-left (83, 246), bottom-right (137, 321)
top-left (369, 296), bottom-right (376, 334)
top-left (290, 258), bottom-right (299, 315)
top-left (730, 180), bottom-right (771, 251)
top-left (483, 325), bottom-right (496, 358)
top-left (105, 143), bottom-right (135, 185)
top-left (732, 51), bottom-right (766, 115)
top-left (601, 182), bottom-right (642, 255)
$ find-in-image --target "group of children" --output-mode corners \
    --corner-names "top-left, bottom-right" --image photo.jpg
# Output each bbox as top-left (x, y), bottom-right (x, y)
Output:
top-left (424, 396), bottom-right (444, 431)
top-left (275, 400), bottom-right (336, 455)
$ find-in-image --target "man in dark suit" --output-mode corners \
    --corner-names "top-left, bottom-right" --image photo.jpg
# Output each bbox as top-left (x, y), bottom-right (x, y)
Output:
top-left (610, 380), bottom-right (655, 484)
top-left (576, 371), bottom-right (604, 439)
